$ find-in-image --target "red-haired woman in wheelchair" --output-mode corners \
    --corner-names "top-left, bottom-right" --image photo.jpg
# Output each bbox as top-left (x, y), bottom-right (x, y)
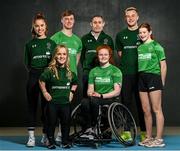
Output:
top-left (80, 44), bottom-right (122, 139)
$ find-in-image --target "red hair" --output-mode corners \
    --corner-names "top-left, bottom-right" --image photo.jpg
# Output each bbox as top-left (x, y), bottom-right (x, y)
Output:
top-left (96, 45), bottom-right (115, 65)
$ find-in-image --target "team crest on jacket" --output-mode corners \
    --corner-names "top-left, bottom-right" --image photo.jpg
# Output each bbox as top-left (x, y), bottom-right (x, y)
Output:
top-left (123, 36), bottom-right (128, 39)
top-left (32, 44), bottom-right (37, 48)
top-left (103, 38), bottom-right (108, 44)
top-left (46, 42), bottom-right (51, 49)
top-left (88, 39), bottom-right (93, 43)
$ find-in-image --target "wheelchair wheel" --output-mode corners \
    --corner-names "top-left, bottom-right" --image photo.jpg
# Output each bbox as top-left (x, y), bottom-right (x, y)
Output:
top-left (70, 104), bottom-right (84, 141)
top-left (108, 102), bottom-right (137, 146)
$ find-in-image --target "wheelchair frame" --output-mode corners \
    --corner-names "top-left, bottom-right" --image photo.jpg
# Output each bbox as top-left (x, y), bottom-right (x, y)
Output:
top-left (70, 101), bottom-right (137, 147)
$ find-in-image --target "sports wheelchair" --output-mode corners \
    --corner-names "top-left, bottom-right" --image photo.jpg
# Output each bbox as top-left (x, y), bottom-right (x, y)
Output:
top-left (69, 98), bottom-right (137, 147)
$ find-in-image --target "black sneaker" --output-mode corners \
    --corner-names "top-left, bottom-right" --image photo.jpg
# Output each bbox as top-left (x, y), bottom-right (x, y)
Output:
top-left (47, 136), bottom-right (56, 149)
top-left (47, 144), bottom-right (56, 149)
top-left (62, 143), bottom-right (72, 149)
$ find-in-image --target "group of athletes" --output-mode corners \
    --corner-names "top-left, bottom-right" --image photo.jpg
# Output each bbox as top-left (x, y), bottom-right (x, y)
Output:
top-left (24, 6), bottom-right (167, 149)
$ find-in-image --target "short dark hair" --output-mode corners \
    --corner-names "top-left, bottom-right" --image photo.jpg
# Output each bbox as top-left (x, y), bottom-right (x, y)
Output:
top-left (61, 10), bottom-right (75, 19)
top-left (91, 15), bottom-right (104, 22)
top-left (125, 7), bottom-right (138, 14)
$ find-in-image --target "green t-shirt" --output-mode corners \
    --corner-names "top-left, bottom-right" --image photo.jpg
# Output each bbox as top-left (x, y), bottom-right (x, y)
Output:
top-left (115, 28), bottom-right (141, 75)
top-left (39, 67), bottom-right (78, 104)
top-left (81, 31), bottom-right (114, 75)
top-left (138, 40), bottom-right (166, 75)
top-left (24, 38), bottom-right (56, 69)
top-left (51, 31), bottom-right (82, 75)
top-left (88, 64), bottom-right (122, 94)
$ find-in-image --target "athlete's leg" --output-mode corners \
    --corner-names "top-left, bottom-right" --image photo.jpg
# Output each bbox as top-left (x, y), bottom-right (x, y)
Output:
top-left (149, 90), bottom-right (164, 139)
top-left (82, 74), bottom-right (88, 98)
top-left (121, 75), bottom-right (133, 106)
top-left (139, 91), bottom-right (152, 138)
top-left (46, 103), bottom-right (57, 144)
top-left (26, 72), bottom-right (39, 132)
top-left (81, 98), bottom-right (91, 129)
top-left (59, 104), bottom-right (71, 145)
top-left (40, 92), bottom-right (48, 133)
top-left (134, 75), bottom-right (146, 132)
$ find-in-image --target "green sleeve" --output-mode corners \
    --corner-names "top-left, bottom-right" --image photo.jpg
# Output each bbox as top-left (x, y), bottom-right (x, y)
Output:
top-left (113, 69), bottom-right (122, 85)
top-left (80, 36), bottom-right (86, 65)
top-left (24, 43), bottom-right (30, 69)
top-left (109, 36), bottom-right (114, 51)
top-left (88, 69), bottom-right (95, 84)
top-left (50, 33), bottom-right (59, 44)
top-left (155, 44), bottom-right (166, 61)
top-left (39, 68), bottom-right (51, 83)
top-left (71, 72), bottom-right (78, 85)
top-left (50, 41), bottom-right (57, 59)
top-left (77, 38), bottom-right (82, 54)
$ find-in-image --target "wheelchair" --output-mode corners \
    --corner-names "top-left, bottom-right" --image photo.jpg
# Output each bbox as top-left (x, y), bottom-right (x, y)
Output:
top-left (70, 98), bottom-right (137, 147)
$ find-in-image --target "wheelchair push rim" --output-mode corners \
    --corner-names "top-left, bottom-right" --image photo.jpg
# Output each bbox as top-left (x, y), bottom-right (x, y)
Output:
top-left (108, 102), bottom-right (137, 146)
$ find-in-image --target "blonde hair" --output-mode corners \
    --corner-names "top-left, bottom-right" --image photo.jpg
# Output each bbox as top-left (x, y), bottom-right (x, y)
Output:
top-left (48, 45), bottom-right (72, 80)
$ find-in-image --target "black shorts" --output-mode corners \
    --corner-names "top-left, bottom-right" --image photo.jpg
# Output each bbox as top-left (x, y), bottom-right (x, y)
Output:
top-left (138, 72), bottom-right (163, 92)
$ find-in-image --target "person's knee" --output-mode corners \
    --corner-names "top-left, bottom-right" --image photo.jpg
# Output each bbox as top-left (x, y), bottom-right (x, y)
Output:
top-left (81, 98), bottom-right (90, 109)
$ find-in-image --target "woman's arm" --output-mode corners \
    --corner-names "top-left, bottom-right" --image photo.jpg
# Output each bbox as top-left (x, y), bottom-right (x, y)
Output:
top-left (87, 84), bottom-right (95, 96)
top-left (89, 83), bottom-right (121, 99)
top-left (160, 60), bottom-right (167, 86)
top-left (101, 83), bottom-right (121, 99)
top-left (69, 84), bottom-right (78, 102)
top-left (39, 80), bottom-right (52, 101)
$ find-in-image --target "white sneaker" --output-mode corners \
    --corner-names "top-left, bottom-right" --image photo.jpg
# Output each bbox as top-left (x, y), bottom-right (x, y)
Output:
top-left (138, 137), bottom-right (154, 146)
top-left (26, 136), bottom-right (35, 147)
top-left (145, 138), bottom-right (165, 147)
top-left (80, 128), bottom-right (94, 139)
top-left (41, 135), bottom-right (49, 146)
top-left (55, 132), bottom-right (62, 142)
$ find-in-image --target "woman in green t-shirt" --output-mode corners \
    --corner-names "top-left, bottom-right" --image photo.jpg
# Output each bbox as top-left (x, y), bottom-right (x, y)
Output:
top-left (39, 45), bottom-right (78, 149)
top-left (80, 45), bottom-right (122, 139)
top-left (137, 23), bottom-right (167, 148)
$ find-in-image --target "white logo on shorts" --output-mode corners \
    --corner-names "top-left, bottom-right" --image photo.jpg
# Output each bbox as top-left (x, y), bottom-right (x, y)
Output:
top-left (149, 86), bottom-right (155, 90)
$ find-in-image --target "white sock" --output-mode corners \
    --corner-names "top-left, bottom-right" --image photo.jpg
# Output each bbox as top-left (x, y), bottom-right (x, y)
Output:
top-left (28, 130), bottom-right (35, 138)
top-left (42, 133), bottom-right (47, 137)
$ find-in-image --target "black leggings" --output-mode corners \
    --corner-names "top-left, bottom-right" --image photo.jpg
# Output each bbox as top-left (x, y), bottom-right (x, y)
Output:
top-left (81, 97), bottom-right (115, 129)
top-left (121, 74), bottom-right (146, 131)
top-left (26, 69), bottom-right (47, 133)
top-left (46, 102), bottom-right (71, 145)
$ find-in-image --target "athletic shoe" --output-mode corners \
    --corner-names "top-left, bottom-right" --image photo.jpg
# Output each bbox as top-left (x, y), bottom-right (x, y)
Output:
top-left (62, 143), bottom-right (72, 149)
top-left (47, 144), bottom-right (56, 149)
top-left (47, 136), bottom-right (56, 149)
top-left (140, 131), bottom-right (146, 142)
top-left (41, 134), bottom-right (49, 146)
top-left (144, 138), bottom-right (165, 147)
top-left (120, 131), bottom-right (133, 141)
top-left (138, 137), bottom-right (154, 146)
top-left (55, 132), bottom-right (62, 142)
top-left (26, 136), bottom-right (35, 147)
top-left (80, 128), bottom-right (94, 139)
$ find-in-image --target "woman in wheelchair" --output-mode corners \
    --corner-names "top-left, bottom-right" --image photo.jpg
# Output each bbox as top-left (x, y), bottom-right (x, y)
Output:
top-left (80, 44), bottom-right (122, 139)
